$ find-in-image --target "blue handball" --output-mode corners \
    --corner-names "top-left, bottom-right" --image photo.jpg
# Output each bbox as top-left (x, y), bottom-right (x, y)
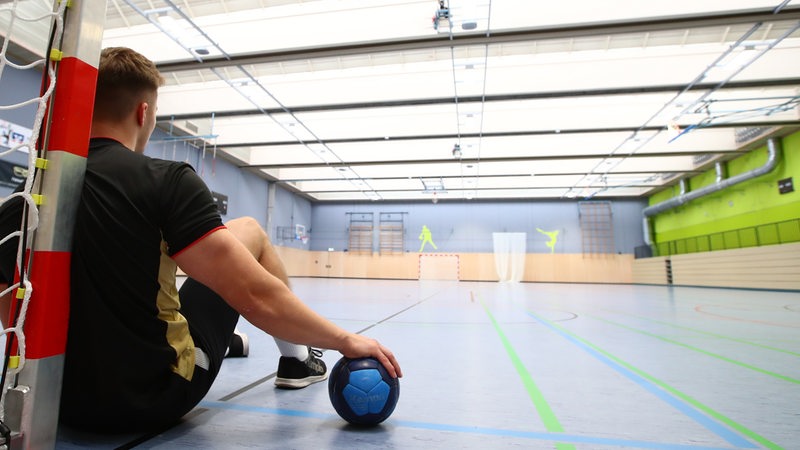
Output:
top-left (328, 356), bottom-right (400, 426)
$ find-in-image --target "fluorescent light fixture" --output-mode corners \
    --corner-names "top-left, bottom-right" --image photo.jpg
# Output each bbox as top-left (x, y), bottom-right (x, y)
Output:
top-left (364, 191), bottom-right (381, 201)
top-left (716, 44), bottom-right (759, 68)
top-left (421, 177), bottom-right (446, 193)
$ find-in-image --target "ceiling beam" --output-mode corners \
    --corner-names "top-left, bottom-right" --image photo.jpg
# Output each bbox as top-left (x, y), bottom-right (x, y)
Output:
top-left (245, 151), bottom-right (743, 170)
top-left (157, 79), bottom-right (800, 122)
top-left (199, 122), bottom-right (797, 149)
top-left (301, 186), bottom-right (657, 194)
top-left (277, 170), bottom-right (698, 183)
top-left (155, 7), bottom-right (800, 74)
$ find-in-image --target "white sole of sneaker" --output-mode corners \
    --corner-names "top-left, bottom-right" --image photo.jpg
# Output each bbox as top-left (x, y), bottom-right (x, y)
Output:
top-left (274, 373), bottom-right (329, 389)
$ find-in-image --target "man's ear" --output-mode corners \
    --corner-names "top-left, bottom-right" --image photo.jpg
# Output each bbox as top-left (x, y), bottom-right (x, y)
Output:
top-left (136, 102), bottom-right (149, 126)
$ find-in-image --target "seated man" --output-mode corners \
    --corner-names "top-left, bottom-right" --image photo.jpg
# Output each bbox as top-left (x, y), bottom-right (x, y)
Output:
top-left (0, 46), bottom-right (401, 432)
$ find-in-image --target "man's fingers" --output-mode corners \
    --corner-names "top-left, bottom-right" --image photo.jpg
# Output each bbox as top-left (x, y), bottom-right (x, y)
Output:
top-left (377, 345), bottom-right (402, 378)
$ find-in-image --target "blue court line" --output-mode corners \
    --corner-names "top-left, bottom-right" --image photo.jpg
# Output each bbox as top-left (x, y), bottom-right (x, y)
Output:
top-left (200, 400), bottom-right (331, 420)
top-left (521, 310), bottom-right (761, 449)
top-left (198, 400), bottom-right (740, 450)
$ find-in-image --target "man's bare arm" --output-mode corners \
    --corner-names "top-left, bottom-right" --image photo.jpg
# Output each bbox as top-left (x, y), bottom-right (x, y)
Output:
top-left (173, 228), bottom-right (401, 378)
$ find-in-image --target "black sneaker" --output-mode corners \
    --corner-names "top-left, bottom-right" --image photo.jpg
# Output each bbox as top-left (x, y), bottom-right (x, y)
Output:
top-left (226, 331), bottom-right (249, 358)
top-left (275, 348), bottom-right (328, 389)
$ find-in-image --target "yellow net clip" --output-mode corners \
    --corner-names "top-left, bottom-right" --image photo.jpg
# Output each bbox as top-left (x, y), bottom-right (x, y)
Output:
top-left (15, 287), bottom-right (25, 299)
top-left (50, 49), bottom-right (64, 62)
top-left (31, 194), bottom-right (45, 206)
top-left (9, 356), bottom-right (19, 369)
top-left (35, 158), bottom-right (49, 170)
top-left (58, 0), bottom-right (73, 7)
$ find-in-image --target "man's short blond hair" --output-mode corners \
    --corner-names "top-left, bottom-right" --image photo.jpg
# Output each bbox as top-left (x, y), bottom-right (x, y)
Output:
top-left (93, 47), bottom-right (165, 123)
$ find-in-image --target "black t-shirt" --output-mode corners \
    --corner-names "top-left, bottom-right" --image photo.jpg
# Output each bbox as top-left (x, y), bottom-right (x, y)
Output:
top-left (0, 138), bottom-right (224, 426)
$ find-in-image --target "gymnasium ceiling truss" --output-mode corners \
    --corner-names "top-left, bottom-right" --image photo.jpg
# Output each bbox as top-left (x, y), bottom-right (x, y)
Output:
top-left (5, 1), bottom-right (800, 202)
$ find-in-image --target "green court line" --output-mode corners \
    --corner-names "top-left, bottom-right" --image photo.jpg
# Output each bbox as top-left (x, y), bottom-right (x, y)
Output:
top-left (525, 309), bottom-right (784, 450)
top-left (476, 294), bottom-right (576, 450)
top-left (589, 315), bottom-right (800, 385)
top-left (607, 311), bottom-right (800, 358)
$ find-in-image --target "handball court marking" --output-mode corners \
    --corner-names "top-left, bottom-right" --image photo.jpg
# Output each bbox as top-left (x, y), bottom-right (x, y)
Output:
top-left (61, 280), bottom-right (795, 450)
top-left (161, 286), bottom-right (767, 450)
top-left (515, 303), bottom-right (779, 449)
top-left (599, 310), bottom-right (800, 357)
top-left (586, 314), bottom-right (800, 384)
top-left (191, 401), bottom-right (741, 450)
top-left (475, 290), bottom-right (722, 450)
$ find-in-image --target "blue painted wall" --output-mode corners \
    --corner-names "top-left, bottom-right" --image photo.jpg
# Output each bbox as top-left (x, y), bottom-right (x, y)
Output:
top-left (269, 183), bottom-right (312, 249)
top-left (311, 199), bottom-right (646, 254)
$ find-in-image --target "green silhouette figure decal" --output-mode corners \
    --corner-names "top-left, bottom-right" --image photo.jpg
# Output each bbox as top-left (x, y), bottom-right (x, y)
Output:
top-left (536, 228), bottom-right (559, 254)
top-left (418, 225), bottom-right (438, 252)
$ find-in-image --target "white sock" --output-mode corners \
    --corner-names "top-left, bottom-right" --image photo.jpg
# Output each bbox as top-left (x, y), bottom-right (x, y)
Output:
top-left (274, 338), bottom-right (309, 360)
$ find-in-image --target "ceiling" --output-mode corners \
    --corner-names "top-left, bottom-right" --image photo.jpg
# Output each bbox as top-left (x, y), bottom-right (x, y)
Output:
top-left (5, 1), bottom-right (800, 202)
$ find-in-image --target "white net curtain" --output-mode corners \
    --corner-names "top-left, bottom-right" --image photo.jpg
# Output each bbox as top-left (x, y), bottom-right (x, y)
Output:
top-left (492, 232), bottom-right (526, 283)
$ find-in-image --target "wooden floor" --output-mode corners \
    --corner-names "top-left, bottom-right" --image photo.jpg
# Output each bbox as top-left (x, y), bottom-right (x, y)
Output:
top-left (51, 278), bottom-right (800, 449)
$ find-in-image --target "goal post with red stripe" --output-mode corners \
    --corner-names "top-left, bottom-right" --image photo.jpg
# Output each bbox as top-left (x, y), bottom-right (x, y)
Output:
top-left (2, 1), bottom-right (105, 448)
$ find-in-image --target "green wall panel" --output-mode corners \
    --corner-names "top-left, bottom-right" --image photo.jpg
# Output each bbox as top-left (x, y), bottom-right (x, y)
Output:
top-left (650, 130), bottom-right (800, 245)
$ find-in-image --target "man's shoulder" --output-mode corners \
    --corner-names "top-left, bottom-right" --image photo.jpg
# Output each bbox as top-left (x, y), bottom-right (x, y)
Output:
top-left (89, 137), bottom-right (127, 153)
top-left (89, 138), bottom-right (192, 172)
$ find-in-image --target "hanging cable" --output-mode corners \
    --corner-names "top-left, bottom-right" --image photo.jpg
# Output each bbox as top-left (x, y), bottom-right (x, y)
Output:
top-left (448, 0), bottom-right (493, 198)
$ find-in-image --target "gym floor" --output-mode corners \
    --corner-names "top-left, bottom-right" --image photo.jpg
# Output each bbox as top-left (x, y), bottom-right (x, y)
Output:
top-left (55, 278), bottom-right (799, 449)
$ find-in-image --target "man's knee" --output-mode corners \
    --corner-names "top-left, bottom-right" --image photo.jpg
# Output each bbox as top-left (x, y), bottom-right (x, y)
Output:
top-left (226, 217), bottom-right (271, 254)
top-left (227, 216), bottom-right (265, 234)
